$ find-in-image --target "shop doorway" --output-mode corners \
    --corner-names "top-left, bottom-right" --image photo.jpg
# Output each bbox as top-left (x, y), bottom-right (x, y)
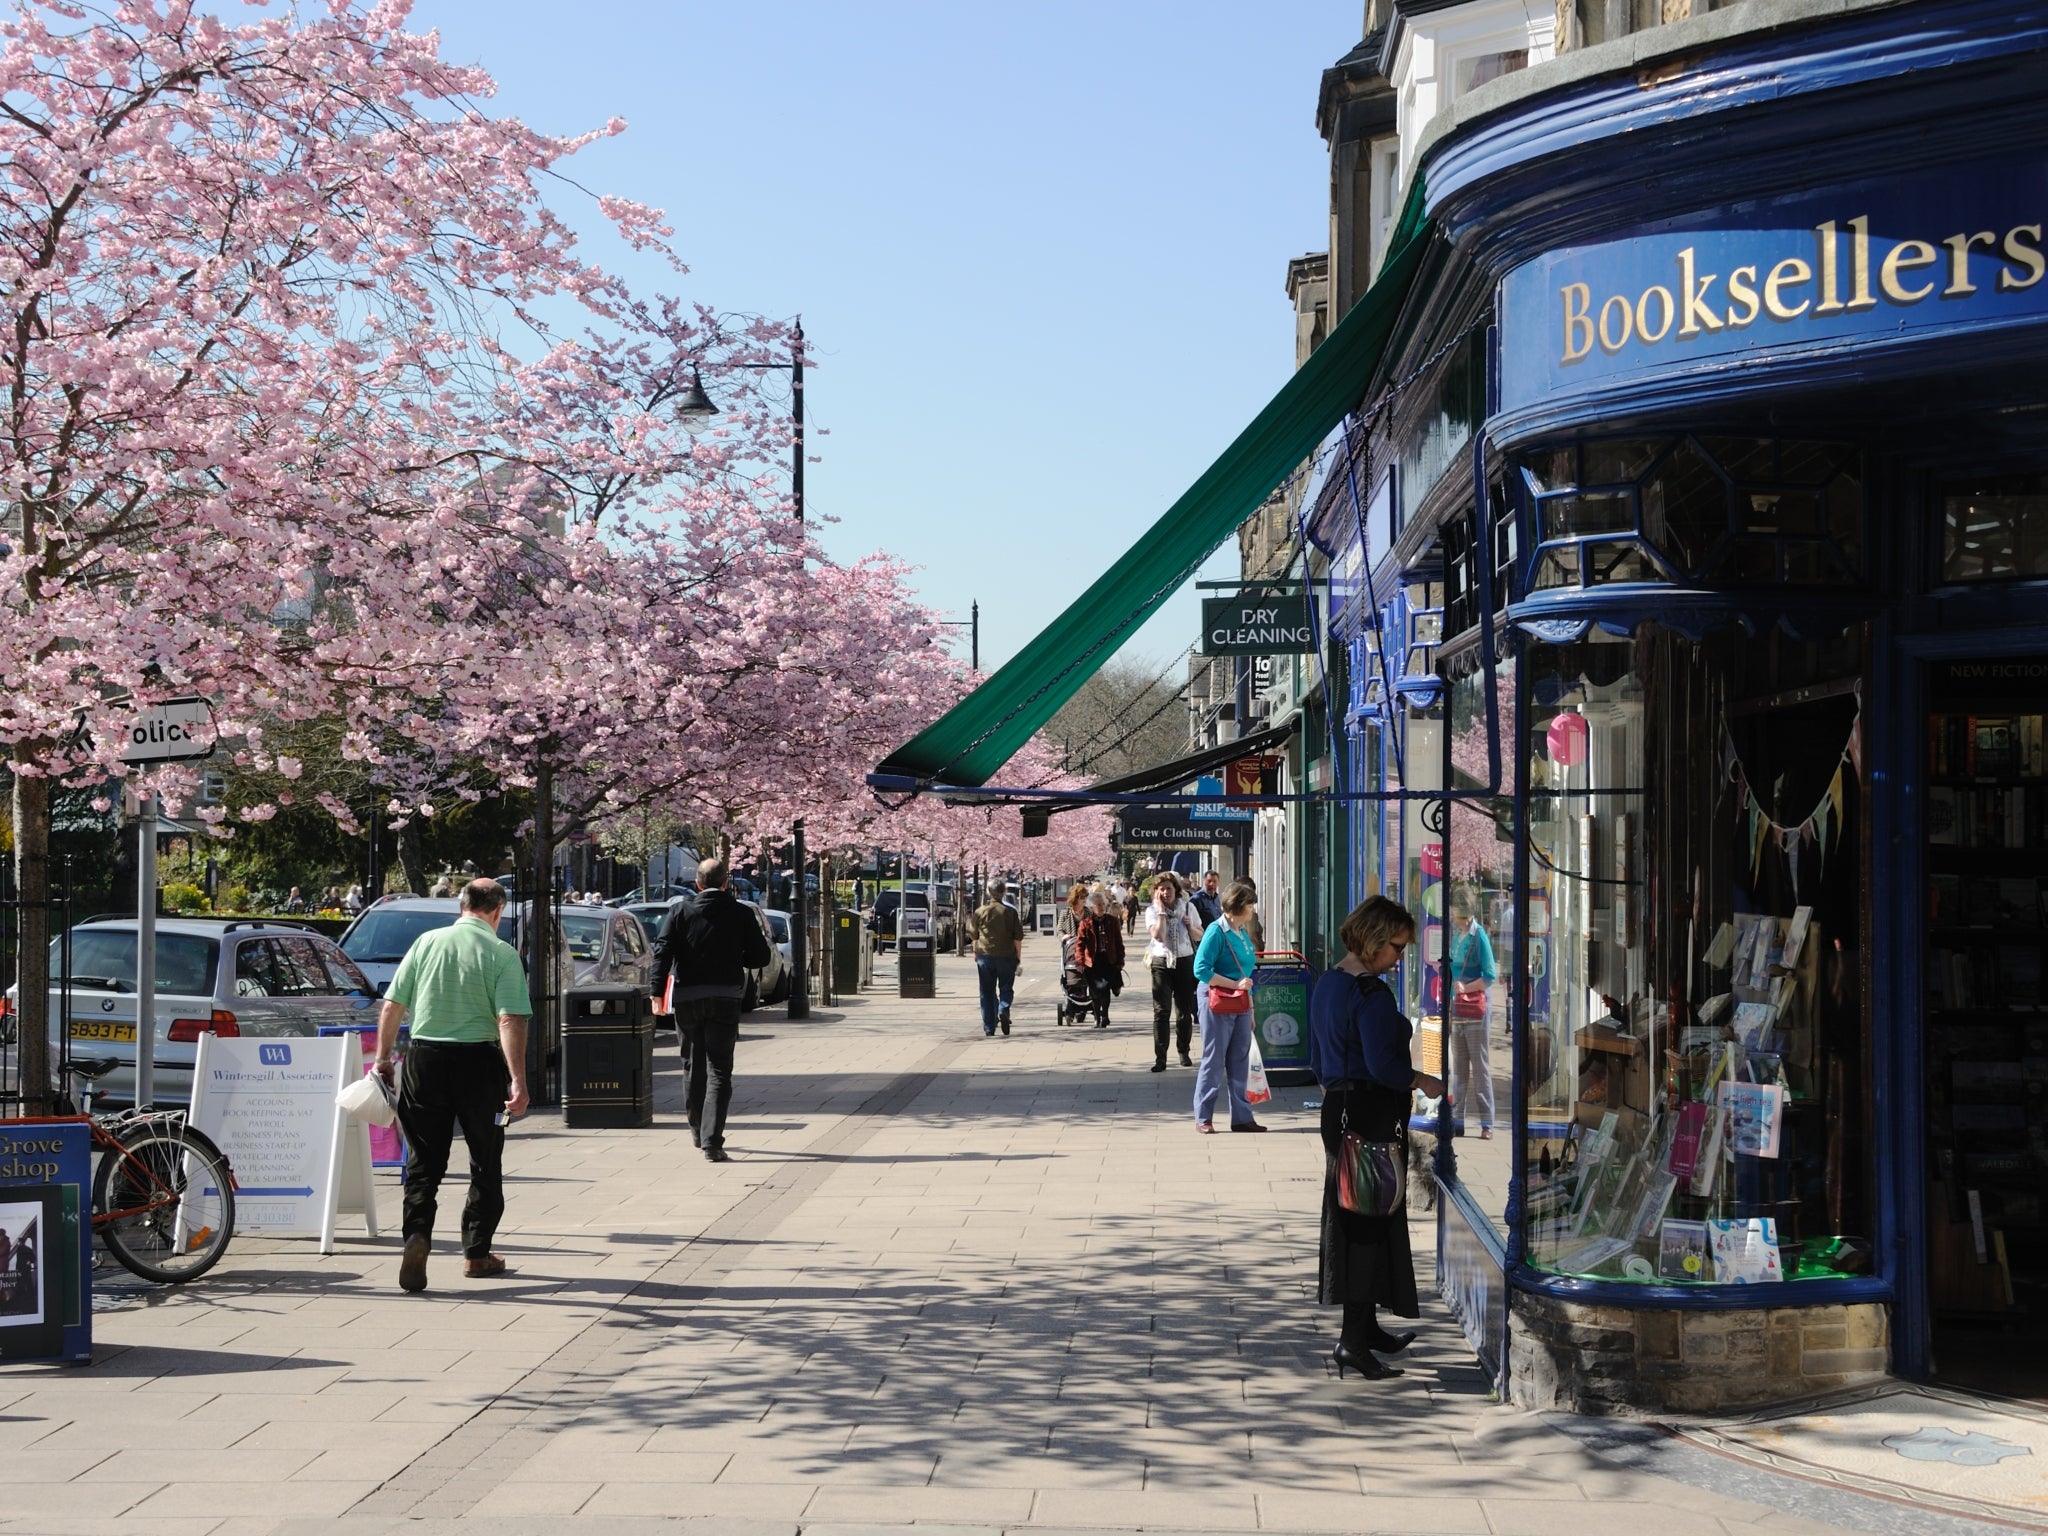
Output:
top-left (1921, 654), bottom-right (2048, 1399)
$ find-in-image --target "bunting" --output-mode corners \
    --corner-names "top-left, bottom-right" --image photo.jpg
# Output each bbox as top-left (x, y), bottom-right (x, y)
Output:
top-left (1722, 700), bottom-right (1860, 890)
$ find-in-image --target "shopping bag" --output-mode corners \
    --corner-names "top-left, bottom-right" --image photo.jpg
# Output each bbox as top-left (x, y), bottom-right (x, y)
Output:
top-left (1245, 1037), bottom-right (1272, 1106)
top-left (1335, 1131), bottom-right (1405, 1216)
top-left (337, 1068), bottom-right (398, 1127)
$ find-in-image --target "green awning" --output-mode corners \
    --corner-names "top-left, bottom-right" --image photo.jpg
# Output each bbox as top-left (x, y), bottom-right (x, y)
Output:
top-left (877, 185), bottom-right (1436, 789)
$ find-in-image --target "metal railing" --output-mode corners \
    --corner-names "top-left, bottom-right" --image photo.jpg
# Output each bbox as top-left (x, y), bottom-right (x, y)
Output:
top-left (1, 861), bottom-right (75, 1117)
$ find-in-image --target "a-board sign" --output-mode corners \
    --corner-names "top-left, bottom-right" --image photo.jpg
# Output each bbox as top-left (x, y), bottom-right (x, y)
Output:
top-left (0, 1119), bottom-right (92, 1364)
top-left (188, 1035), bottom-right (377, 1251)
top-left (118, 697), bottom-right (217, 764)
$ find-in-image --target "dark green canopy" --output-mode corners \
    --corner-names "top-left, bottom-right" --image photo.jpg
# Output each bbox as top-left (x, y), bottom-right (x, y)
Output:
top-left (878, 188), bottom-right (1434, 789)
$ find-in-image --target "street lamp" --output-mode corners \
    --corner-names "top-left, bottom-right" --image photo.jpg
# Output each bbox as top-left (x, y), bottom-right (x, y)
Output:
top-left (685, 321), bottom-right (810, 1019)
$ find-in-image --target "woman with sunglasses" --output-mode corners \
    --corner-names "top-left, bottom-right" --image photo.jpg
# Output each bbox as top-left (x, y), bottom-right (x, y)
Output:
top-left (1308, 895), bottom-right (1444, 1380)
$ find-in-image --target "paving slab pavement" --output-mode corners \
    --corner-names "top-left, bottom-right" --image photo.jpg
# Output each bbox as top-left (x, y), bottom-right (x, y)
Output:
top-left (0, 946), bottom-right (2001, 1535)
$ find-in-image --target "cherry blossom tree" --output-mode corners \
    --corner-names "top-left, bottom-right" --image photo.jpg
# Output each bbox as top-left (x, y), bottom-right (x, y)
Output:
top-left (0, 0), bottom-right (801, 1103)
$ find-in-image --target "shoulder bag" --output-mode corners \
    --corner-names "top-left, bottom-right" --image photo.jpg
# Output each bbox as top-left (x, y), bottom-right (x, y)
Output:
top-left (1335, 1102), bottom-right (1406, 1216)
top-left (1334, 971), bottom-right (1406, 1216)
top-left (1206, 928), bottom-right (1253, 1014)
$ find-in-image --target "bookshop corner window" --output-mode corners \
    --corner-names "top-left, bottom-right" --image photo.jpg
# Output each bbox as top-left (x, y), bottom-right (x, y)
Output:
top-left (1521, 622), bottom-right (1871, 1286)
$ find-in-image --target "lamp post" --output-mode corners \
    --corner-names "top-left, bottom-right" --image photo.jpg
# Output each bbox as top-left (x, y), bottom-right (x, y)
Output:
top-left (678, 321), bottom-right (810, 1019)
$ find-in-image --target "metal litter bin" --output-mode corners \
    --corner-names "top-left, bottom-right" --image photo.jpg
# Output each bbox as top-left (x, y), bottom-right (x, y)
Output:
top-left (562, 986), bottom-right (654, 1128)
top-left (833, 910), bottom-right (863, 995)
top-left (898, 936), bottom-right (935, 997)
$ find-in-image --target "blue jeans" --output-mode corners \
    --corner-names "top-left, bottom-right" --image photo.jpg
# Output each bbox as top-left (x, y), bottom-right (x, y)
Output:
top-left (1193, 993), bottom-right (1255, 1125)
top-left (976, 955), bottom-right (1018, 1034)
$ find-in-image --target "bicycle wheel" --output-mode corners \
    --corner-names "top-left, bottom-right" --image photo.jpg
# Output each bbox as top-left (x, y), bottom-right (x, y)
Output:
top-left (94, 1122), bottom-right (236, 1283)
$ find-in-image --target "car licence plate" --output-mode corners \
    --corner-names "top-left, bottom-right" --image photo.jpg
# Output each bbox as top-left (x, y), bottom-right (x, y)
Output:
top-left (70, 1019), bottom-right (136, 1042)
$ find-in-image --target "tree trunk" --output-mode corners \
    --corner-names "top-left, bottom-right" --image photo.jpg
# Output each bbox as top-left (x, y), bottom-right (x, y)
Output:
top-left (396, 818), bottom-right (431, 896)
top-left (528, 757), bottom-right (555, 1106)
top-left (11, 760), bottom-right (51, 1114)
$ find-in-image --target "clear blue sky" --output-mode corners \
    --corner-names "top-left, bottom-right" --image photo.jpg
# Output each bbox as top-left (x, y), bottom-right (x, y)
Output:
top-left (413, 0), bottom-right (1362, 679)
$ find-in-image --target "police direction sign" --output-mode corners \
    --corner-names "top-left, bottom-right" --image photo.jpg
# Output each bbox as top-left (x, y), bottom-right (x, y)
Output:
top-left (118, 697), bottom-right (217, 764)
top-left (1200, 594), bottom-right (1314, 656)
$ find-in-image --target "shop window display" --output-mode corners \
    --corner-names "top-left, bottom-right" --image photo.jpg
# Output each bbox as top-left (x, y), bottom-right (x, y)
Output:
top-left (1521, 624), bottom-right (1870, 1285)
top-left (1447, 651), bottom-right (1519, 1231)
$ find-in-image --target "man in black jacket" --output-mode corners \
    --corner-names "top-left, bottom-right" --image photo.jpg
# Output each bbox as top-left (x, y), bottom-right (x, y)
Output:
top-left (653, 858), bottom-right (771, 1162)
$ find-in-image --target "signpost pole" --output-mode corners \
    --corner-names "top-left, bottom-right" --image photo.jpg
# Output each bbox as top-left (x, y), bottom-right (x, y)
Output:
top-left (136, 791), bottom-right (157, 1109)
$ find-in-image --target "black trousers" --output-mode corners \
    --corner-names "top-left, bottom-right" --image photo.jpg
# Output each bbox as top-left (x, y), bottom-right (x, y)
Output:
top-left (1150, 959), bottom-right (1195, 1061)
top-left (398, 1040), bottom-right (509, 1259)
top-left (677, 997), bottom-right (741, 1150)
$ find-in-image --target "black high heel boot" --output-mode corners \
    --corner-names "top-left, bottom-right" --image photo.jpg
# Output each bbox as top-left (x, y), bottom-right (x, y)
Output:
top-left (1331, 1341), bottom-right (1402, 1379)
top-left (1366, 1308), bottom-right (1417, 1353)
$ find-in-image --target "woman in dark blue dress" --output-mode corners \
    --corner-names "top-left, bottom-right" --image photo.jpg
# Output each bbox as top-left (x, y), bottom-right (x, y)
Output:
top-left (1308, 895), bottom-right (1444, 1380)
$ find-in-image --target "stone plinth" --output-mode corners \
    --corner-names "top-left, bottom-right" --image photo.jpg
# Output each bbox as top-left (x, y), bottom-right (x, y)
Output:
top-left (1509, 1291), bottom-right (1890, 1414)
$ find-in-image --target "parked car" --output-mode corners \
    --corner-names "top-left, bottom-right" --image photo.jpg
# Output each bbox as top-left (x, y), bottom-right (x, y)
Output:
top-left (558, 903), bottom-right (653, 990)
top-left (867, 887), bottom-right (951, 949)
top-left (741, 902), bottom-right (790, 1009)
top-left (607, 883), bottom-right (695, 908)
top-left (653, 893), bottom-right (789, 1009)
top-left (336, 897), bottom-right (572, 1001)
top-left (8, 917), bottom-right (377, 1108)
top-left (762, 907), bottom-right (793, 968)
top-left (622, 901), bottom-right (675, 942)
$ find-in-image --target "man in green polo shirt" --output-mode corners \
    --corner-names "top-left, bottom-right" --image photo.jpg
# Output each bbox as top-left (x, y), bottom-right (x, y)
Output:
top-left (374, 878), bottom-right (531, 1292)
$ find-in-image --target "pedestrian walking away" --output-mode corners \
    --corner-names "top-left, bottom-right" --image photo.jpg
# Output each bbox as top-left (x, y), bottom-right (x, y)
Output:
top-left (1447, 891), bottom-right (1498, 1138)
top-left (1191, 881), bottom-right (1262, 1131)
top-left (1077, 888), bottom-right (1125, 1028)
top-left (1307, 894), bottom-right (1442, 1381)
top-left (652, 858), bottom-right (771, 1162)
top-left (1123, 883), bottom-right (1140, 935)
top-left (1144, 872), bottom-right (1203, 1071)
top-left (1189, 869), bottom-right (1223, 931)
top-left (970, 881), bottom-right (1026, 1036)
top-left (374, 877), bottom-right (532, 1292)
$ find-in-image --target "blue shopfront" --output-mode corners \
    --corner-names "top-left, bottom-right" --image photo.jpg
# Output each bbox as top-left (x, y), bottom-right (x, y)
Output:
top-left (874, 0), bottom-right (2048, 1415)
top-left (1310, 1), bottom-right (2048, 1411)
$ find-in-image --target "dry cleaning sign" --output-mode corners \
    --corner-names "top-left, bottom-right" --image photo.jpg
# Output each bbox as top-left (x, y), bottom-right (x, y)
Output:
top-left (1201, 594), bottom-right (1313, 656)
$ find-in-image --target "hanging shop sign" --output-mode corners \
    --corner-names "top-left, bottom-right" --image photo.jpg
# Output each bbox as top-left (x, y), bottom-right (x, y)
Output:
top-left (0, 1119), bottom-right (91, 1364)
top-left (1201, 594), bottom-right (1315, 656)
top-left (1501, 157), bottom-right (2048, 413)
top-left (1188, 774), bottom-right (1254, 823)
top-left (1225, 755), bottom-right (1281, 804)
top-left (1116, 808), bottom-right (1252, 850)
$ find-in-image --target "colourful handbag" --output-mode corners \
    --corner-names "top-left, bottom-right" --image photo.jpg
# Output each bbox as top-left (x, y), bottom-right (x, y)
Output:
top-left (1335, 1105), bottom-right (1406, 1216)
top-left (1207, 982), bottom-right (1251, 1014)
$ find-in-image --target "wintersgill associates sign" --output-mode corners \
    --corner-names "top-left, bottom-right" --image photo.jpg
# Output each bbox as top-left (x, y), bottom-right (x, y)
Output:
top-left (1201, 594), bottom-right (1314, 656)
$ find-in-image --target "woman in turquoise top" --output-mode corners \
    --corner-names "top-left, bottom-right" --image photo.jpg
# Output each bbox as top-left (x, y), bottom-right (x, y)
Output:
top-left (1191, 881), bottom-right (1262, 1132)
top-left (1447, 893), bottom-right (1498, 1137)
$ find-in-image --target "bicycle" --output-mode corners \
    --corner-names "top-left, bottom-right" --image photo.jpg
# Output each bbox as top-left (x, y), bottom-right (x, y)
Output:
top-left (63, 1057), bottom-right (237, 1283)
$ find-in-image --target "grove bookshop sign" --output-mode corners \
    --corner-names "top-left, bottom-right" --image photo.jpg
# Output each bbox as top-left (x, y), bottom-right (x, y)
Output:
top-left (1201, 593), bottom-right (1314, 656)
top-left (1501, 157), bottom-right (2048, 412)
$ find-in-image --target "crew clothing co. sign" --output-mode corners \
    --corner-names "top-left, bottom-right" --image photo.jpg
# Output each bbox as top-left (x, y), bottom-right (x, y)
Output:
top-left (1200, 594), bottom-right (1314, 656)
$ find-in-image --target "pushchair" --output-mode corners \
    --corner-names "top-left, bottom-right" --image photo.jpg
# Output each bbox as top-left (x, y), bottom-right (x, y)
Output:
top-left (1055, 936), bottom-right (1095, 1026)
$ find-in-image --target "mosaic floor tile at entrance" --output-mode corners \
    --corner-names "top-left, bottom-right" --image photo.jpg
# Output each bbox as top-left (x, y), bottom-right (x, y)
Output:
top-left (1664, 1383), bottom-right (2048, 1528)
